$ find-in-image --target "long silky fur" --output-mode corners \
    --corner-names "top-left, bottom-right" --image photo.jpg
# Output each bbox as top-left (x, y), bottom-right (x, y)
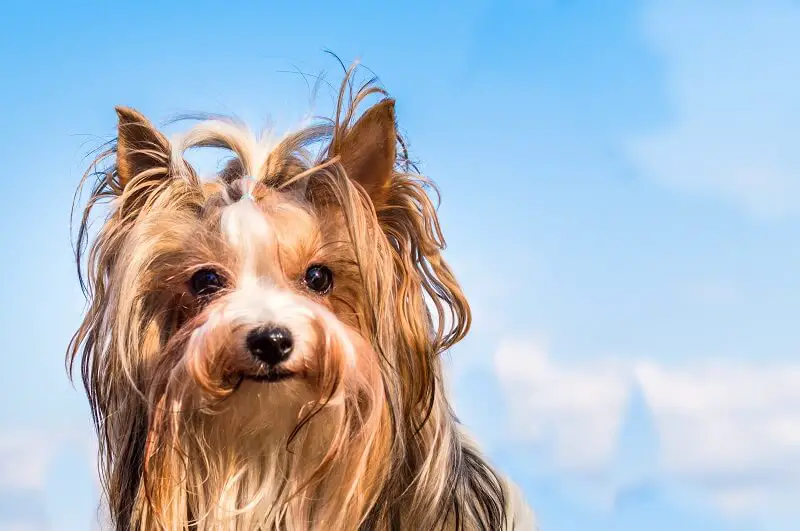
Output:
top-left (68, 65), bottom-right (531, 530)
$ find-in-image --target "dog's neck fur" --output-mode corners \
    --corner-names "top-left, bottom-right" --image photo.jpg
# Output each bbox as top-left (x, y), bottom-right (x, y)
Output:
top-left (132, 383), bottom-right (529, 530)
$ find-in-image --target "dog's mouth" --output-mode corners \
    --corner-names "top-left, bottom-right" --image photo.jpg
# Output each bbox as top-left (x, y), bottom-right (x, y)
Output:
top-left (239, 365), bottom-right (296, 384)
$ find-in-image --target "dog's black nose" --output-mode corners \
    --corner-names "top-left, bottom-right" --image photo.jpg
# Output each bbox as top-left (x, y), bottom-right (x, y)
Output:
top-left (246, 326), bottom-right (294, 365)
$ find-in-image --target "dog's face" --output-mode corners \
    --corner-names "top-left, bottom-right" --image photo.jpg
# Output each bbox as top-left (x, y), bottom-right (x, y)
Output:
top-left (184, 188), bottom-right (362, 384)
top-left (147, 178), bottom-right (379, 421)
top-left (109, 103), bottom-right (402, 442)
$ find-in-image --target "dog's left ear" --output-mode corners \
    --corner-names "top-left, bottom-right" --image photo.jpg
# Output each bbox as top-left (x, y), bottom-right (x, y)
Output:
top-left (115, 106), bottom-right (171, 188)
top-left (336, 99), bottom-right (397, 206)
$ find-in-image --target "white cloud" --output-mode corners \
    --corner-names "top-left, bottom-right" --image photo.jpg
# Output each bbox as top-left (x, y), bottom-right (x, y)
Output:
top-left (0, 524), bottom-right (48, 531)
top-left (0, 488), bottom-right (50, 531)
top-left (0, 428), bottom-right (96, 491)
top-left (0, 428), bottom-right (97, 531)
top-left (489, 338), bottom-right (800, 517)
top-left (636, 360), bottom-right (800, 515)
top-left (0, 433), bottom-right (64, 491)
top-left (628, 0), bottom-right (800, 218)
top-left (0, 427), bottom-right (97, 489)
top-left (493, 339), bottom-right (631, 472)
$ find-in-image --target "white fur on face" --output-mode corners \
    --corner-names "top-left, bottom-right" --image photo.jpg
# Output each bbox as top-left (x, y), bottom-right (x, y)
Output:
top-left (220, 194), bottom-right (274, 282)
top-left (217, 193), bottom-right (317, 371)
top-left (213, 189), bottom-right (359, 375)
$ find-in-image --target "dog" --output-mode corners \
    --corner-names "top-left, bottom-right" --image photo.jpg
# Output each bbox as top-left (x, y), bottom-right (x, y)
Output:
top-left (68, 66), bottom-right (535, 530)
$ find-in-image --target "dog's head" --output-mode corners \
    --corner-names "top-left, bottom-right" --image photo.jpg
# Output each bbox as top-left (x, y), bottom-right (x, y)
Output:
top-left (69, 72), bottom-right (472, 528)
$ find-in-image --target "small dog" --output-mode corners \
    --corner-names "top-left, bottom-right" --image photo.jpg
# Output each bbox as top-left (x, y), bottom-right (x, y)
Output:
top-left (68, 67), bottom-right (534, 530)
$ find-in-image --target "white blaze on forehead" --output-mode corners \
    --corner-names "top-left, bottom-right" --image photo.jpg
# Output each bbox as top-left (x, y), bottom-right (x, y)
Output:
top-left (221, 198), bottom-right (272, 278)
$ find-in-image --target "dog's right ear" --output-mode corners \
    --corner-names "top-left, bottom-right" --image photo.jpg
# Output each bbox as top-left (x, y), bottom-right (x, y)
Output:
top-left (115, 106), bottom-right (171, 188)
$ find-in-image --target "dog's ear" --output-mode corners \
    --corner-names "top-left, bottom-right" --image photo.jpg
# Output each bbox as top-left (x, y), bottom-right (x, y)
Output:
top-left (336, 99), bottom-right (397, 206)
top-left (115, 106), bottom-right (171, 187)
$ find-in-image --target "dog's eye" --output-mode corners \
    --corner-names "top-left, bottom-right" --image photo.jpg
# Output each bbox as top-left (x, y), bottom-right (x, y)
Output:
top-left (304, 265), bottom-right (333, 294)
top-left (190, 268), bottom-right (225, 297)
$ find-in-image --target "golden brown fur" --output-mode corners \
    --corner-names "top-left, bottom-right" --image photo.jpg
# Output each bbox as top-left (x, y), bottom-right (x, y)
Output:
top-left (68, 65), bottom-right (534, 530)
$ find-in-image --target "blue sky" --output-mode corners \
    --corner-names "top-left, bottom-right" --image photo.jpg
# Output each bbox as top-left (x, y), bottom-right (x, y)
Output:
top-left (2, 0), bottom-right (799, 529)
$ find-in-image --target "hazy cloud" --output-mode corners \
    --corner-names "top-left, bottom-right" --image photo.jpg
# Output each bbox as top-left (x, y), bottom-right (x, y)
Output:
top-left (636, 360), bottom-right (800, 515)
top-left (491, 338), bottom-right (800, 517)
top-left (0, 488), bottom-right (49, 531)
top-left (628, 0), bottom-right (800, 218)
top-left (493, 339), bottom-right (631, 473)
